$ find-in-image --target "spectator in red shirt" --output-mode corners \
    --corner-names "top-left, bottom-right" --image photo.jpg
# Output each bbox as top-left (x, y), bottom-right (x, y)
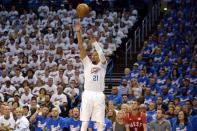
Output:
top-left (124, 99), bottom-right (147, 131)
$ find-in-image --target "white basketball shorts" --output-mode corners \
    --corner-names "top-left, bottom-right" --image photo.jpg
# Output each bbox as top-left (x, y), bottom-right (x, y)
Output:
top-left (80, 90), bottom-right (105, 123)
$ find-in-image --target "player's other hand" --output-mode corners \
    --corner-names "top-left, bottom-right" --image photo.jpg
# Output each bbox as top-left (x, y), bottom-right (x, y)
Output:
top-left (75, 21), bottom-right (81, 32)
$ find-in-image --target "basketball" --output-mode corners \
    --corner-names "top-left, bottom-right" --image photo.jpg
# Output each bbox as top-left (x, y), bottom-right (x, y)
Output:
top-left (76, 3), bottom-right (90, 17)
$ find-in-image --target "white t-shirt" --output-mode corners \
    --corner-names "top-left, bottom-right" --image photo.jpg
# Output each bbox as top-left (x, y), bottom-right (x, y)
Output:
top-left (50, 93), bottom-right (68, 106)
top-left (11, 75), bottom-right (25, 86)
top-left (82, 56), bottom-right (107, 92)
top-left (0, 115), bottom-right (15, 129)
top-left (0, 85), bottom-right (16, 95)
top-left (15, 116), bottom-right (30, 131)
top-left (20, 93), bottom-right (33, 105)
top-left (64, 87), bottom-right (79, 97)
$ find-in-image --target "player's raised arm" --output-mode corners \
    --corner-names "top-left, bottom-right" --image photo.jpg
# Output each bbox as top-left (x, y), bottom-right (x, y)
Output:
top-left (76, 21), bottom-right (87, 60)
top-left (90, 33), bottom-right (107, 65)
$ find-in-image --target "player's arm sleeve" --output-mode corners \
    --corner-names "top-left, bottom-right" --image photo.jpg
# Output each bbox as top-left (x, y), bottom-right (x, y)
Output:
top-left (77, 31), bottom-right (87, 60)
top-left (82, 55), bottom-right (91, 68)
top-left (93, 41), bottom-right (107, 65)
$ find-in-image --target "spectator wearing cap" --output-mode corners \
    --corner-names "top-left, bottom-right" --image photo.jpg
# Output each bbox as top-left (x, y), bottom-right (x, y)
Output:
top-left (118, 79), bottom-right (129, 95)
top-left (150, 109), bottom-right (171, 131)
top-left (130, 64), bottom-right (139, 78)
top-left (108, 86), bottom-right (122, 106)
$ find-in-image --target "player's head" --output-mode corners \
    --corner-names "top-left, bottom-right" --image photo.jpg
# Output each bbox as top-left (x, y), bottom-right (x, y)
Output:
top-left (91, 51), bottom-right (100, 64)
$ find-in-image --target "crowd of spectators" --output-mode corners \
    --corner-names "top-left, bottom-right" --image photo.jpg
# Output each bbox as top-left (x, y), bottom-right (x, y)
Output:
top-left (111, 0), bottom-right (196, 130)
top-left (0, 0), bottom-right (138, 130)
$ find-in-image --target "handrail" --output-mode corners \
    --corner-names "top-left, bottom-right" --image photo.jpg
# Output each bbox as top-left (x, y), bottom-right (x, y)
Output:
top-left (125, 39), bottom-right (132, 67)
top-left (124, 0), bottom-right (161, 67)
top-left (106, 59), bottom-right (114, 83)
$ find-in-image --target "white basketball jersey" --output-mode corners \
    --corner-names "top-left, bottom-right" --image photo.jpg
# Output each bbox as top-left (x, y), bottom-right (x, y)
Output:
top-left (82, 56), bottom-right (107, 92)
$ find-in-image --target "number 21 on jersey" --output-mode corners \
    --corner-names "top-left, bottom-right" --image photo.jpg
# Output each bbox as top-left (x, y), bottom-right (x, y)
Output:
top-left (93, 75), bottom-right (98, 81)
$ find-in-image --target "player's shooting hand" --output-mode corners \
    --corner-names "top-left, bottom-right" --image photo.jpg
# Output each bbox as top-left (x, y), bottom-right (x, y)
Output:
top-left (75, 21), bottom-right (81, 32)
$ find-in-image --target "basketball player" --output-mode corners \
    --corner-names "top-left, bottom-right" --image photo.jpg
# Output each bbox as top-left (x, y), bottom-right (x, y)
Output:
top-left (75, 21), bottom-right (107, 131)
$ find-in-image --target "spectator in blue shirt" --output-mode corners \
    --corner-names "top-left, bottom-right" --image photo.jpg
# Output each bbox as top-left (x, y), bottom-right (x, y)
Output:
top-left (191, 115), bottom-right (197, 131)
top-left (172, 110), bottom-right (192, 131)
top-left (191, 97), bottom-right (197, 116)
top-left (130, 63), bottom-right (140, 78)
top-left (66, 107), bottom-right (81, 130)
top-left (161, 87), bottom-right (174, 105)
top-left (107, 86), bottom-right (122, 106)
top-left (148, 77), bottom-right (159, 94)
top-left (88, 118), bottom-right (113, 131)
top-left (30, 105), bottom-right (50, 131)
top-left (46, 107), bottom-right (68, 131)
top-left (147, 101), bottom-right (156, 123)
top-left (144, 88), bottom-right (156, 104)
top-left (137, 69), bottom-right (150, 87)
top-left (157, 68), bottom-right (167, 86)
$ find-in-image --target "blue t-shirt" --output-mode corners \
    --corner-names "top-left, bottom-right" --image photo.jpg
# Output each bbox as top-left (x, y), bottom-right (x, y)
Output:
top-left (88, 118), bottom-right (112, 131)
top-left (172, 119), bottom-right (192, 131)
top-left (34, 115), bottom-right (50, 131)
top-left (46, 117), bottom-right (68, 131)
top-left (66, 118), bottom-right (81, 130)
top-left (107, 94), bottom-right (122, 106)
